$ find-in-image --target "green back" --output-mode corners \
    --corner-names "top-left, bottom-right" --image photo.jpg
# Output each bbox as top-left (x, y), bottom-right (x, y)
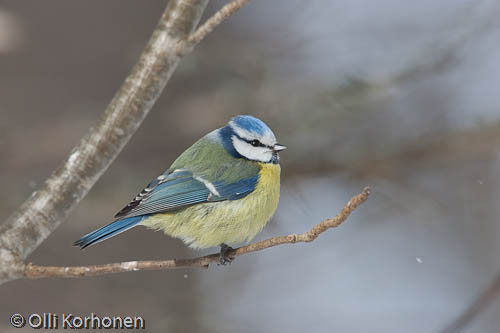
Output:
top-left (170, 135), bottom-right (261, 183)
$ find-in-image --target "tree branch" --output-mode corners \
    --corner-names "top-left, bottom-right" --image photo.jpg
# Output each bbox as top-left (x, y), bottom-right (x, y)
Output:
top-left (188, 0), bottom-right (251, 46)
top-left (23, 187), bottom-right (370, 279)
top-left (0, 0), bottom-right (252, 285)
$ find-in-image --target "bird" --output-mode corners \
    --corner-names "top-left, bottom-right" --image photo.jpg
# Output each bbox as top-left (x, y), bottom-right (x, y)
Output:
top-left (74, 115), bottom-right (286, 264)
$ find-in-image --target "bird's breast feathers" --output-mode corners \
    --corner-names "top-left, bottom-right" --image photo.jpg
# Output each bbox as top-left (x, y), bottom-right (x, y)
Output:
top-left (141, 162), bottom-right (281, 248)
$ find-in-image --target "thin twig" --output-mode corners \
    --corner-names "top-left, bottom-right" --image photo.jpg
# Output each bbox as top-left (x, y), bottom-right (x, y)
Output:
top-left (24, 187), bottom-right (370, 279)
top-left (188, 0), bottom-right (251, 46)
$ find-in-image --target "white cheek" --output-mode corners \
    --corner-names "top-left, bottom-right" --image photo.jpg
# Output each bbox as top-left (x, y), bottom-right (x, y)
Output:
top-left (232, 138), bottom-right (272, 162)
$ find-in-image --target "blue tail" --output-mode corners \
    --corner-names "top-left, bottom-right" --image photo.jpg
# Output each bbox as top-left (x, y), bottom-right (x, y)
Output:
top-left (74, 215), bottom-right (148, 249)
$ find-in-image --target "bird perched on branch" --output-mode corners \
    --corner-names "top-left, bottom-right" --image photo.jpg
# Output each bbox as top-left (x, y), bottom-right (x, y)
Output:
top-left (74, 115), bottom-right (286, 264)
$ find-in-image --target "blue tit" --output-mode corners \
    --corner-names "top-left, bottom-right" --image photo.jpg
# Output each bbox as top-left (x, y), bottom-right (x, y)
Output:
top-left (74, 115), bottom-right (286, 264)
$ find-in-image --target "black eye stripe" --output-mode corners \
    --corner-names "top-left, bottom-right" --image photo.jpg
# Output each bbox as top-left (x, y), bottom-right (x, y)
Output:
top-left (233, 133), bottom-right (271, 149)
top-left (248, 139), bottom-right (269, 148)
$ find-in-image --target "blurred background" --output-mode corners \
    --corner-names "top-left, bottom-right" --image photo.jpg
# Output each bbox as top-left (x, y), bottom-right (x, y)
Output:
top-left (1, 0), bottom-right (500, 332)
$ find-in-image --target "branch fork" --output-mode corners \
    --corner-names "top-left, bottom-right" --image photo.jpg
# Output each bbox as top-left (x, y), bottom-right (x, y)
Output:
top-left (0, 0), bottom-right (370, 286)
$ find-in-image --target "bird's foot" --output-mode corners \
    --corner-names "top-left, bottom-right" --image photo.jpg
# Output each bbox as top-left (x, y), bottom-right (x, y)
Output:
top-left (218, 243), bottom-right (234, 266)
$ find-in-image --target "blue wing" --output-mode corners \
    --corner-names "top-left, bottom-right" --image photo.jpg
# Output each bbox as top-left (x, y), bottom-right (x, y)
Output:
top-left (74, 168), bottom-right (259, 249)
top-left (114, 169), bottom-right (259, 219)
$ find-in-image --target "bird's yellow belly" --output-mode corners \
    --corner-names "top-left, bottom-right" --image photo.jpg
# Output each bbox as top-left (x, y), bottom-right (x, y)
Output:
top-left (140, 163), bottom-right (281, 249)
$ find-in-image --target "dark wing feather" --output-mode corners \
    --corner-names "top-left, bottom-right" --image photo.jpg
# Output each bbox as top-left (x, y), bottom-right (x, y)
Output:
top-left (114, 169), bottom-right (259, 220)
top-left (114, 169), bottom-right (192, 218)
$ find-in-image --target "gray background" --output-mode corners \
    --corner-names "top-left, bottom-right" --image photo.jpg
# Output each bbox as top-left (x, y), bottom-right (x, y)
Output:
top-left (1, 0), bottom-right (499, 332)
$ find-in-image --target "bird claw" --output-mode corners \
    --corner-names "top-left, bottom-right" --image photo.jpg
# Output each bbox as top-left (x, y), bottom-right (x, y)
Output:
top-left (218, 243), bottom-right (234, 266)
top-left (218, 255), bottom-right (234, 266)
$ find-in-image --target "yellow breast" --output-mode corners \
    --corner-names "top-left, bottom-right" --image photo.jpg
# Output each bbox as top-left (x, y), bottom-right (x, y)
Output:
top-left (141, 163), bottom-right (281, 249)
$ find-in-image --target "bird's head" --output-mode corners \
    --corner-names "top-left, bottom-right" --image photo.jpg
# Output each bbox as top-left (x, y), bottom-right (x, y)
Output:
top-left (218, 115), bottom-right (286, 164)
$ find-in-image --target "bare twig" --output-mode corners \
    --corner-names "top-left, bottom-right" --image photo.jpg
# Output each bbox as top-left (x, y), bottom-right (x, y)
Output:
top-left (441, 272), bottom-right (500, 333)
top-left (0, 0), bottom-right (253, 285)
top-left (187, 0), bottom-right (251, 46)
top-left (23, 187), bottom-right (370, 279)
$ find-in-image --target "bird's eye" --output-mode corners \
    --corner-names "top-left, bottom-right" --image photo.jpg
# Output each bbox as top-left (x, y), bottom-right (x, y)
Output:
top-left (250, 140), bottom-right (261, 147)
